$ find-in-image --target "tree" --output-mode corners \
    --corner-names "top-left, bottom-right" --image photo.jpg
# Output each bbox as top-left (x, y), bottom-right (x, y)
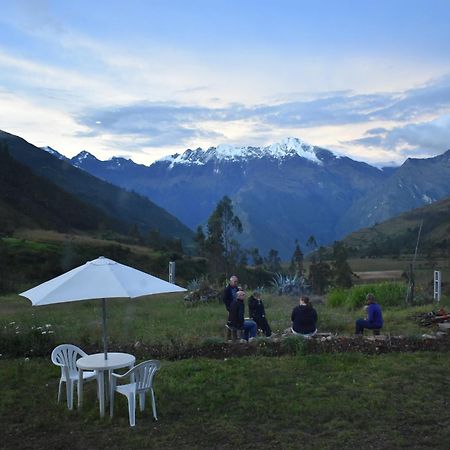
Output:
top-left (290, 240), bottom-right (304, 276)
top-left (265, 248), bottom-right (282, 273)
top-left (194, 225), bottom-right (206, 256)
top-left (332, 241), bottom-right (353, 288)
top-left (248, 247), bottom-right (264, 267)
top-left (204, 196), bottom-right (243, 277)
top-left (308, 246), bottom-right (332, 294)
top-left (306, 235), bottom-right (317, 251)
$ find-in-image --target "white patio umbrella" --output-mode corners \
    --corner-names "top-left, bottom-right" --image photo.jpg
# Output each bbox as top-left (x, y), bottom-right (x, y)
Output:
top-left (20, 256), bottom-right (186, 359)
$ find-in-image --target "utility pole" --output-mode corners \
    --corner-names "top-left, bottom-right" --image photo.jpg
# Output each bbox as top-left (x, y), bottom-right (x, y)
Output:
top-left (406, 220), bottom-right (423, 305)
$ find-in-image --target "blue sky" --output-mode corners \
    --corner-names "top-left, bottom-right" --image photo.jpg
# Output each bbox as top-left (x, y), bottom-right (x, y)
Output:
top-left (1, 0), bottom-right (450, 165)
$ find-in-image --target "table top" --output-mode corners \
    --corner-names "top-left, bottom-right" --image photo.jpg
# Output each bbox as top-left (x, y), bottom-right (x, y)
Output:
top-left (76, 352), bottom-right (135, 371)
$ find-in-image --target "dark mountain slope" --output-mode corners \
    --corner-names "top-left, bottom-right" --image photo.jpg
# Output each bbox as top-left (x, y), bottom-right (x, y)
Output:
top-left (0, 130), bottom-right (194, 244)
top-left (0, 144), bottom-right (121, 234)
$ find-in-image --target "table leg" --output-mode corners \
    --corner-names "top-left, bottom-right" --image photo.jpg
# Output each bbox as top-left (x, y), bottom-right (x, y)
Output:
top-left (98, 370), bottom-right (105, 418)
top-left (78, 368), bottom-right (83, 408)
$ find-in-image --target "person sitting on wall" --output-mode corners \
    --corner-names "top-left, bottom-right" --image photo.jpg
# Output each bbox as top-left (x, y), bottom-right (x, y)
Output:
top-left (228, 290), bottom-right (257, 342)
top-left (248, 291), bottom-right (272, 337)
top-left (290, 296), bottom-right (318, 338)
top-left (355, 293), bottom-right (383, 335)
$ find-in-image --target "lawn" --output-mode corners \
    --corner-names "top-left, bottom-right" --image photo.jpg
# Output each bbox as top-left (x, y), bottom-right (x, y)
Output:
top-left (1, 290), bottom-right (443, 354)
top-left (2, 353), bottom-right (450, 449)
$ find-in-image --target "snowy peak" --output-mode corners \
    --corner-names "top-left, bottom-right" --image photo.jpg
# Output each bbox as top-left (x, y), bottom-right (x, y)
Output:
top-left (41, 146), bottom-right (68, 161)
top-left (71, 150), bottom-right (98, 166)
top-left (158, 137), bottom-right (326, 168)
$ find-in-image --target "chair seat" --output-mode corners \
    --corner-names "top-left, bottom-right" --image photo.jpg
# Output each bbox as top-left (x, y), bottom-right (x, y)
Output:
top-left (62, 370), bottom-right (97, 382)
top-left (116, 382), bottom-right (137, 396)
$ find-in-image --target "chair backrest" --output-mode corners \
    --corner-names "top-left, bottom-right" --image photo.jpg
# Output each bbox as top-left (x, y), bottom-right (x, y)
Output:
top-left (129, 360), bottom-right (160, 392)
top-left (51, 344), bottom-right (88, 377)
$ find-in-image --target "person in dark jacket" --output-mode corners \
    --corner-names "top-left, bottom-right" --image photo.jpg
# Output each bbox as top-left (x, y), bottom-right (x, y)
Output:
top-left (355, 293), bottom-right (383, 334)
top-left (248, 291), bottom-right (272, 337)
top-left (290, 296), bottom-right (318, 337)
top-left (222, 275), bottom-right (239, 312)
top-left (228, 290), bottom-right (257, 341)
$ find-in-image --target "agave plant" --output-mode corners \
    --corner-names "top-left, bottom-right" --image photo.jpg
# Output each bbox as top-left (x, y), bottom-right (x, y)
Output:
top-left (271, 273), bottom-right (310, 296)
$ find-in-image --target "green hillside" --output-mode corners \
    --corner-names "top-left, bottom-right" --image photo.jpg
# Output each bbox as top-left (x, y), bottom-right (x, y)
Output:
top-left (0, 130), bottom-right (194, 246)
top-left (342, 195), bottom-right (450, 257)
top-left (0, 144), bottom-right (122, 234)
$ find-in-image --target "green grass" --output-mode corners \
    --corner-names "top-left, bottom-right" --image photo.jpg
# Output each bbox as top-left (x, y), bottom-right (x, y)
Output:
top-left (1, 290), bottom-right (446, 357)
top-left (2, 353), bottom-right (450, 449)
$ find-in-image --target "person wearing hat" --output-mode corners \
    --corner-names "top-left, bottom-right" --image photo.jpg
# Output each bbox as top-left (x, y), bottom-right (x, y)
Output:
top-left (248, 291), bottom-right (272, 337)
top-left (355, 293), bottom-right (383, 335)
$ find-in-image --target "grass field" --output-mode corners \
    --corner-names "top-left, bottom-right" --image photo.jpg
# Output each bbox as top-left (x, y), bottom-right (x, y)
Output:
top-left (2, 275), bottom-right (450, 449)
top-left (2, 353), bottom-right (450, 449)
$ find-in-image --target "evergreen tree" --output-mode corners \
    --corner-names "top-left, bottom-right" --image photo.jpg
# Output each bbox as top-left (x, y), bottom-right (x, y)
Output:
top-left (204, 196), bottom-right (243, 277)
top-left (194, 225), bottom-right (206, 256)
top-left (308, 246), bottom-right (332, 294)
top-left (290, 240), bottom-right (304, 276)
top-left (265, 248), bottom-right (282, 272)
top-left (332, 241), bottom-right (353, 288)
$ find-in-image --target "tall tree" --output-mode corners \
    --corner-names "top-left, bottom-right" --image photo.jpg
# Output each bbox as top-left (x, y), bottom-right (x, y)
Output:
top-left (332, 241), bottom-right (353, 288)
top-left (290, 240), bottom-right (304, 276)
top-left (308, 246), bottom-right (332, 294)
top-left (265, 248), bottom-right (282, 273)
top-left (204, 196), bottom-right (243, 277)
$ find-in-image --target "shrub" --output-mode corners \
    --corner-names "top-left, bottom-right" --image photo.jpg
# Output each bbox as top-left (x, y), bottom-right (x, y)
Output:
top-left (327, 282), bottom-right (407, 309)
top-left (327, 288), bottom-right (347, 307)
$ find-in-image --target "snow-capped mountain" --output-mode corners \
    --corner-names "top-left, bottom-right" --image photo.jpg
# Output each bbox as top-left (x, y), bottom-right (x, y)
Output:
top-left (42, 146), bottom-right (69, 161)
top-left (44, 136), bottom-right (450, 258)
top-left (159, 137), bottom-right (325, 167)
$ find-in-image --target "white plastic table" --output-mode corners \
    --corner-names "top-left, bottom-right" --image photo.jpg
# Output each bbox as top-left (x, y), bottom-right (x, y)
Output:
top-left (77, 352), bottom-right (135, 418)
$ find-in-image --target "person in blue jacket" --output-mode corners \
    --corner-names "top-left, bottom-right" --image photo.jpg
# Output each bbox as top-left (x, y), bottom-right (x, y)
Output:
top-left (355, 293), bottom-right (383, 335)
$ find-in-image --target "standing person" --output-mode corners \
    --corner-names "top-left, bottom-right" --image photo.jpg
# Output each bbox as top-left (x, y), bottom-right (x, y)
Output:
top-left (228, 290), bottom-right (257, 342)
top-left (290, 296), bottom-right (318, 337)
top-left (223, 275), bottom-right (239, 312)
top-left (248, 291), bottom-right (272, 337)
top-left (355, 293), bottom-right (383, 335)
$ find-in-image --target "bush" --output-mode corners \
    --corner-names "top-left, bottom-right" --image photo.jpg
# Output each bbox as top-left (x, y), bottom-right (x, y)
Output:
top-left (327, 288), bottom-right (347, 307)
top-left (327, 282), bottom-right (407, 309)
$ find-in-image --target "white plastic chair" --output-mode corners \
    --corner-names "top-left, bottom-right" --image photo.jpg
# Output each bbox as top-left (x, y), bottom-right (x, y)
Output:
top-left (51, 344), bottom-right (99, 410)
top-left (110, 360), bottom-right (161, 426)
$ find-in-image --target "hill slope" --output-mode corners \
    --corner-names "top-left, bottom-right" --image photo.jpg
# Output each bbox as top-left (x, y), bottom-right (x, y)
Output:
top-left (0, 145), bottom-right (122, 234)
top-left (342, 195), bottom-right (450, 256)
top-left (0, 130), bottom-right (194, 245)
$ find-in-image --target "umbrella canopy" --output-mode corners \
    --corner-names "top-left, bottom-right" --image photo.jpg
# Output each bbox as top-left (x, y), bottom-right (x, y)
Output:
top-left (20, 256), bottom-right (186, 358)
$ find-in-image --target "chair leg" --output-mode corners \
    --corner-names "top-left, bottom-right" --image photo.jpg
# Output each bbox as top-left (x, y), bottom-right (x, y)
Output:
top-left (110, 389), bottom-right (115, 418)
top-left (57, 379), bottom-right (63, 403)
top-left (127, 392), bottom-right (136, 427)
top-left (139, 392), bottom-right (146, 412)
top-left (66, 379), bottom-right (74, 410)
top-left (151, 389), bottom-right (158, 421)
top-left (127, 393), bottom-right (136, 427)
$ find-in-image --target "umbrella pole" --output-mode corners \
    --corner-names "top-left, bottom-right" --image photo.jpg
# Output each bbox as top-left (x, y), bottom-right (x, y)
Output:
top-left (102, 298), bottom-right (108, 360)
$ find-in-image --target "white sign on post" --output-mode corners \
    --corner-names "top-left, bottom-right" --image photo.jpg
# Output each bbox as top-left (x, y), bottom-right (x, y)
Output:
top-left (169, 261), bottom-right (176, 284)
top-left (434, 270), bottom-right (441, 303)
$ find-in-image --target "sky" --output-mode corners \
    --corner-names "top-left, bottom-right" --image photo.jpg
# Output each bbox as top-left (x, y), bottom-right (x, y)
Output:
top-left (1, 0), bottom-right (450, 166)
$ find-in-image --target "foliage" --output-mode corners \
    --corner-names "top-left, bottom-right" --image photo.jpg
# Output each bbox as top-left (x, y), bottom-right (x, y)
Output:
top-left (204, 196), bottom-right (243, 278)
top-left (331, 241), bottom-right (354, 288)
top-left (289, 240), bottom-right (304, 276)
top-left (327, 282), bottom-right (408, 309)
top-left (264, 248), bottom-right (282, 272)
top-left (271, 273), bottom-right (309, 296)
top-left (308, 246), bottom-right (332, 294)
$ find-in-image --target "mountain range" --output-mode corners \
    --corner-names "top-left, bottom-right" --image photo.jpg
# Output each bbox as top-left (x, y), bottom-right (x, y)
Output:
top-left (53, 137), bottom-right (450, 258)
